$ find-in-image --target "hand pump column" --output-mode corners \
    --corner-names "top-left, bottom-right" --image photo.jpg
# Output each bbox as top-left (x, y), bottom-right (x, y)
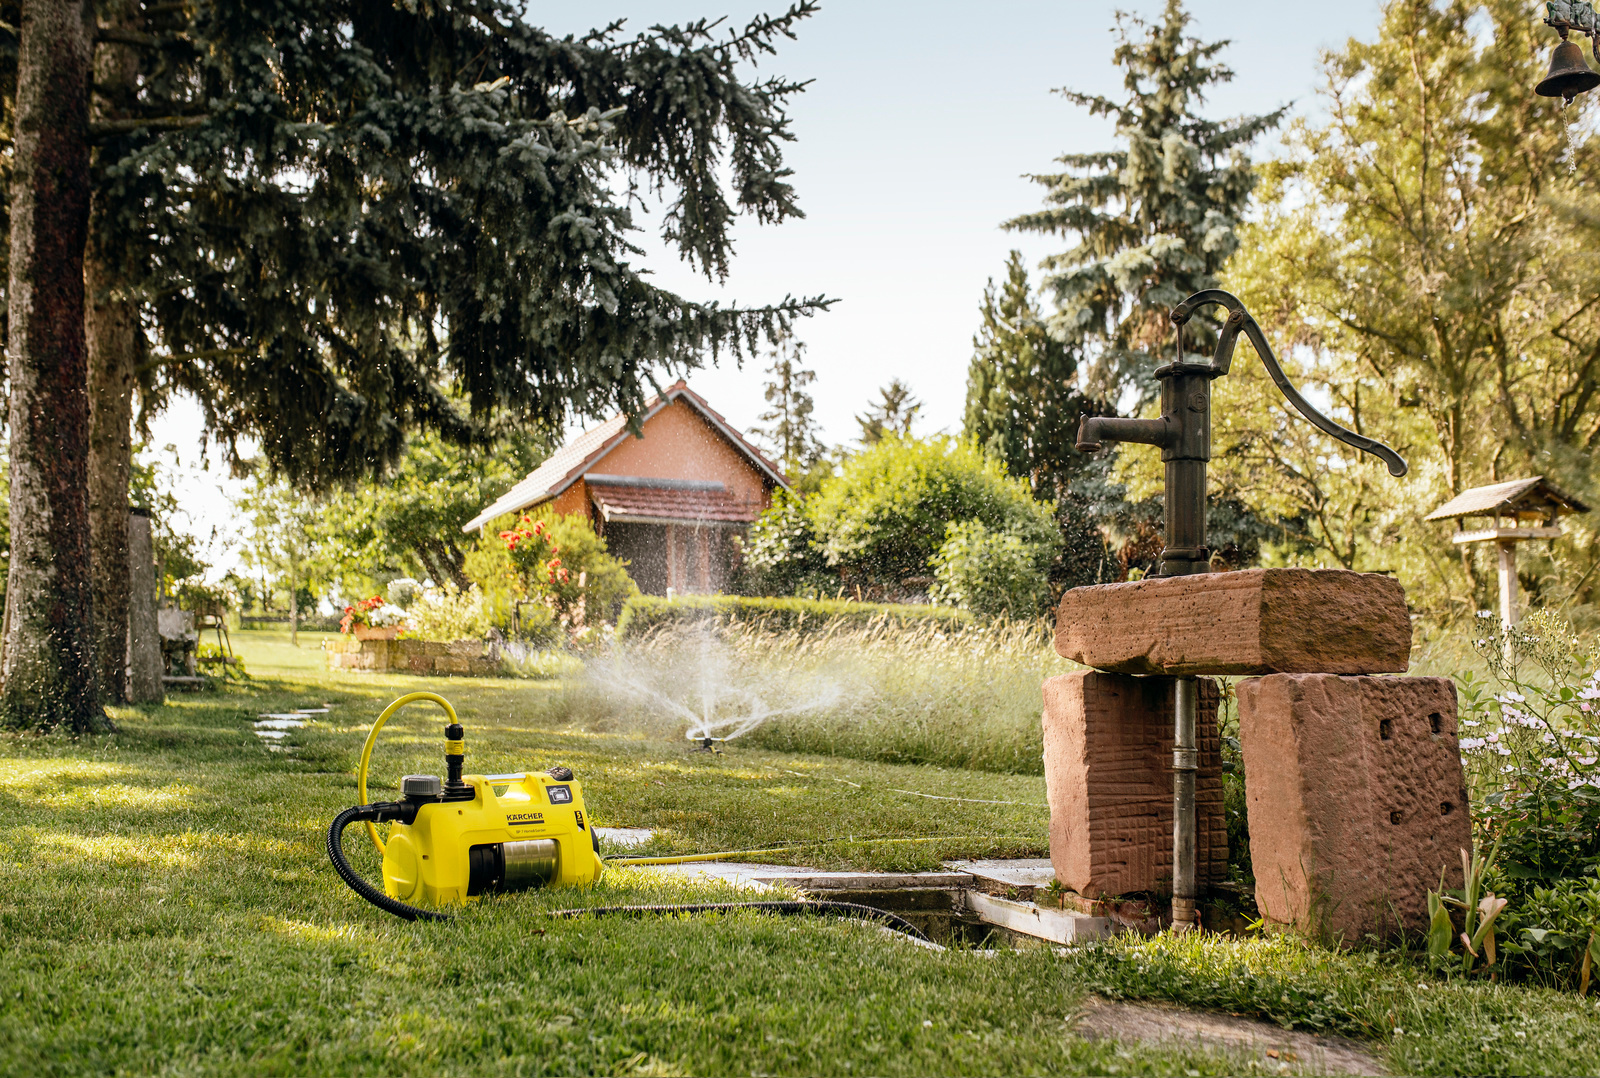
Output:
top-left (1074, 290), bottom-right (1407, 930)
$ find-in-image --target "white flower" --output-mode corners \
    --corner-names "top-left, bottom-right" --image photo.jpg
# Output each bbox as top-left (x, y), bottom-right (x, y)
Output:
top-left (1462, 719), bottom-right (1481, 727)
top-left (1477, 610), bottom-right (1495, 619)
top-left (1497, 746), bottom-right (1512, 756)
top-left (1459, 737), bottom-right (1486, 751)
top-left (1487, 732), bottom-right (1500, 743)
top-left (1497, 691), bottom-right (1527, 705)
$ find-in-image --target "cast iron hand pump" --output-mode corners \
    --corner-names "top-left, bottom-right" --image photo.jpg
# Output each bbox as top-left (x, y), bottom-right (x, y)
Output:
top-left (1076, 289), bottom-right (1408, 577)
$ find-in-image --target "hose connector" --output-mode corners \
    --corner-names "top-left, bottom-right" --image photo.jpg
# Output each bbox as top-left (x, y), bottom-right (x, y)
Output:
top-left (444, 722), bottom-right (467, 793)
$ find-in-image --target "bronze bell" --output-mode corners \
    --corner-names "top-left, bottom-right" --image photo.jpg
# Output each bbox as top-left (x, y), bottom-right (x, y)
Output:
top-left (1537, 39), bottom-right (1600, 102)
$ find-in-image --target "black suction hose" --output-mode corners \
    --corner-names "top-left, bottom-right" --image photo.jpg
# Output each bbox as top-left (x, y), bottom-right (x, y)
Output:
top-left (548, 901), bottom-right (931, 942)
top-left (329, 805), bottom-right (928, 941)
top-left (327, 805), bottom-right (451, 923)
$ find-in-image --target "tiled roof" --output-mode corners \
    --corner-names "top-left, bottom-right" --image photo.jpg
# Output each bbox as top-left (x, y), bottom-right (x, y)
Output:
top-left (463, 381), bottom-right (787, 532)
top-left (1424, 476), bottom-right (1590, 521)
top-left (590, 483), bottom-right (762, 525)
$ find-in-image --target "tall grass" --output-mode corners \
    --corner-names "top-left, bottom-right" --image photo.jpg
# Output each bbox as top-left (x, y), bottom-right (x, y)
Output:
top-left (566, 619), bottom-right (1070, 775)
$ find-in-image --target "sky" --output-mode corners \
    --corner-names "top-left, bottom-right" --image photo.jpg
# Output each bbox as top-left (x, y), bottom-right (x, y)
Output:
top-left (153, 0), bottom-right (1386, 577)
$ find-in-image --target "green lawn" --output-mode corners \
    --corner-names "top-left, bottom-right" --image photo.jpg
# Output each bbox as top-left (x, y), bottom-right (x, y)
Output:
top-left (3, 630), bottom-right (1598, 1075)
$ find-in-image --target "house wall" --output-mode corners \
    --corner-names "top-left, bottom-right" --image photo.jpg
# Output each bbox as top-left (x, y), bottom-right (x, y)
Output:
top-left (593, 398), bottom-right (773, 510)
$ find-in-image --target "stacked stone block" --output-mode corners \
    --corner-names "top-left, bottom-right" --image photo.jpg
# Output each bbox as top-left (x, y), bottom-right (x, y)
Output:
top-left (1046, 567), bottom-right (1469, 938)
top-left (1042, 671), bottom-right (1227, 896)
top-left (1238, 674), bottom-right (1471, 941)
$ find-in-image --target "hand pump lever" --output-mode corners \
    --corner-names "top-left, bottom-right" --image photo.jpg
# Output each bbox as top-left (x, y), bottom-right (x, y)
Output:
top-left (1073, 289), bottom-right (1408, 929)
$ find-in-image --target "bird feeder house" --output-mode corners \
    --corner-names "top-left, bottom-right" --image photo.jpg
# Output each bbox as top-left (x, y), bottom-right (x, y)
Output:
top-left (1424, 476), bottom-right (1589, 632)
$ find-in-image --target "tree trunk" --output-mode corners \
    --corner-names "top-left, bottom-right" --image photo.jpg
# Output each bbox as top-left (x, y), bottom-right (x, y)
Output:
top-left (86, 236), bottom-right (135, 704)
top-left (289, 565), bottom-right (299, 647)
top-left (1, 0), bottom-right (106, 732)
top-left (86, 0), bottom-right (142, 705)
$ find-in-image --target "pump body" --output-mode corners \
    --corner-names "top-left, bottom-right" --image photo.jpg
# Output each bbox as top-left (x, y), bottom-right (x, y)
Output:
top-left (382, 771), bottom-right (604, 905)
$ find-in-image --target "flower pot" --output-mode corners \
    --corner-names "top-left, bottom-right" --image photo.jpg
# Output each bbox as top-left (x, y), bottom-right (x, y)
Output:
top-left (353, 625), bottom-right (400, 641)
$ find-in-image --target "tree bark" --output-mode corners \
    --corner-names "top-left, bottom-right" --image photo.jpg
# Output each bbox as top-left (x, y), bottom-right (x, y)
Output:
top-left (86, 0), bottom-right (142, 705)
top-left (86, 236), bottom-right (135, 704)
top-left (2, 0), bottom-right (107, 732)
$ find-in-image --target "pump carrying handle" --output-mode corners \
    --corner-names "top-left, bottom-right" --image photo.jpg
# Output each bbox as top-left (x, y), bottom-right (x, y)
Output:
top-left (1171, 289), bottom-right (1408, 478)
top-left (357, 692), bottom-right (461, 856)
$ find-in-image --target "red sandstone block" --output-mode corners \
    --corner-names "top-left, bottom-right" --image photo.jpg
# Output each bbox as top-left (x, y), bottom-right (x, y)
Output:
top-left (1054, 568), bottom-right (1411, 676)
top-left (1042, 671), bottom-right (1226, 897)
top-left (1238, 674), bottom-right (1470, 941)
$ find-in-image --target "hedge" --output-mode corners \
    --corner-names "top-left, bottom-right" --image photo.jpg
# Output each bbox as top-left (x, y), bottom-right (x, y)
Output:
top-left (613, 594), bottom-right (972, 638)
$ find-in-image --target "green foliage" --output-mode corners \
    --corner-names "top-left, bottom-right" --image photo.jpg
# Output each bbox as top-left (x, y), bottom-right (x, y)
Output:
top-left (313, 430), bottom-right (548, 595)
top-left (929, 519), bottom-right (1054, 620)
top-left (492, 511), bottom-right (637, 627)
top-left (1006, 0), bottom-right (1281, 406)
top-left (1214, 0), bottom-right (1600, 617)
top-left (400, 585), bottom-right (499, 643)
top-left (855, 379), bottom-right (921, 446)
top-left (737, 487), bottom-right (833, 597)
top-left (615, 594), bottom-right (971, 639)
top-left (1456, 613), bottom-right (1600, 888)
top-left (806, 436), bottom-right (1060, 594)
top-left (964, 253), bottom-right (1107, 591)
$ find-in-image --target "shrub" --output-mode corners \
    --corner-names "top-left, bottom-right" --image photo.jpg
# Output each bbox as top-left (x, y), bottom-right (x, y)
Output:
top-left (467, 510), bottom-right (638, 631)
top-left (804, 435), bottom-right (1059, 593)
top-left (1444, 610), bottom-right (1600, 988)
top-left (929, 518), bottom-right (1055, 619)
top-left (401, 584), bottom-right (497, 642)
top-left (386, 577), bottom-right (423, 608)
top-left (614, 594), bottom-right (971, 639)
top-left (737, 488), bottom-right (834, 597)
top-left (1458, 611), bottom-right (1600, 887)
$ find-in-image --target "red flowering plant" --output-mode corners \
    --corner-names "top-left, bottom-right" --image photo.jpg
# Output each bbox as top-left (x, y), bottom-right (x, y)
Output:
top-left (339, 594), bottom-right (408, 633)
top-left (499, 514), bottom-right (591, 631)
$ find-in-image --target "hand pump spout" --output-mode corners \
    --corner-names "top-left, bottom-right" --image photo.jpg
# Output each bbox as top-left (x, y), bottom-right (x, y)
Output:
top-left (1074, 416), bottom-right (1170, 452)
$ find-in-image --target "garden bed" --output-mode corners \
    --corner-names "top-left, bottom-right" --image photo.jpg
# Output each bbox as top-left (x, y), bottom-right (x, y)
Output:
top-left (323, 634), bottom-right (501, 676)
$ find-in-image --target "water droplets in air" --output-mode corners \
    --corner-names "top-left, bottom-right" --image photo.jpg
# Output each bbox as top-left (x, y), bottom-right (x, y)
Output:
top-left (585, 626), bottom-right (844, 743)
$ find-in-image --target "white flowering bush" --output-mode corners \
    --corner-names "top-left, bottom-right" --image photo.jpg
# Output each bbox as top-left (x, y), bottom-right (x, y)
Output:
top-left (401, 584), bottom-right (495, 641)
top-left (1454, 610), bottom-right (1600, 988)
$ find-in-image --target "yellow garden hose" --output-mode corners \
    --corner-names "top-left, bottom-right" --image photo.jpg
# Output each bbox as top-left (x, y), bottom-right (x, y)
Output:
top-left (357, 691), bottom-right (460, 856)
top-left (608, 834), bottom-right (1039, 867)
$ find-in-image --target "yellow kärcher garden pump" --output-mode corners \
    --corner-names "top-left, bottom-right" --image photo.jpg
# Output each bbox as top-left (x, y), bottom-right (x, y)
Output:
top-left (328, 693), bottom-right (928, 939)
top-left (327, 692), bottom-right (604, 922)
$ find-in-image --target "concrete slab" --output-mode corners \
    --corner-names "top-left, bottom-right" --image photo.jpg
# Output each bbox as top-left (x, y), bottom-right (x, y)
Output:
top-left (962, 891), bottom-right (1113, 945)
top-left (946, 858), bottom-right (1057, 889)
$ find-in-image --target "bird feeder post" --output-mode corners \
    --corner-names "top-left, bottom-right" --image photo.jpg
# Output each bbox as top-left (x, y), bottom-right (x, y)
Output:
top-left (1425, 477), bottom-right (1590, 651)
top-left (1497, 536), bottom-right (1518, 636)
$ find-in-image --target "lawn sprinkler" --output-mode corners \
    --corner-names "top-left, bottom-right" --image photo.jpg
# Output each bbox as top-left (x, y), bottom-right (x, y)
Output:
top-left (326, 692), bottom-right (604, 922)
top-left (689, 736), bottom-right (727, 754)
top-left (1074, 288), bottom-right (1408, 930)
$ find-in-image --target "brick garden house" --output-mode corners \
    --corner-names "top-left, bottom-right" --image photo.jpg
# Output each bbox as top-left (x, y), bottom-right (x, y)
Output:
top-left (463, 382), bottom-right (788, 595)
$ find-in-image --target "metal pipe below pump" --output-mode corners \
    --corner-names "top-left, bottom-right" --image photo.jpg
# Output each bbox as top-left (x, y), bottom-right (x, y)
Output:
top-left (1171, 676), bottom-right (1199, 931)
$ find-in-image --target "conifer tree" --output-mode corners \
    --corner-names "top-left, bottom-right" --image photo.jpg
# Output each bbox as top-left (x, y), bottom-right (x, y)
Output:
top-left (1006, 0), bottom-right (1281, 403)
top-left (856, 379), bottom-right (920, 446)
top-left (0, 1), bottom-right (823, 720)
top-left (963, 252), bottom-right (1107, 589)
top-left (754, 337), bottom-right (824, 481)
